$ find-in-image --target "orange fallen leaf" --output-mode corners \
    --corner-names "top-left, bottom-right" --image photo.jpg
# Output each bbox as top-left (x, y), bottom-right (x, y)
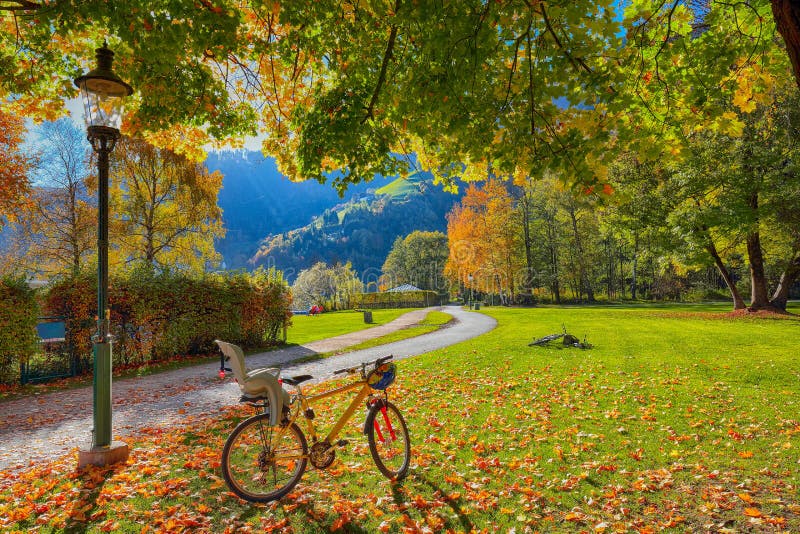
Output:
top-left (744, 507), bottom-right (762, 518)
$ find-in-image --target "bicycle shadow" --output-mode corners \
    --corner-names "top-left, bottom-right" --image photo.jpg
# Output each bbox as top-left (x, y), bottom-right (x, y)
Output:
top-left (390, 472), bottom-right (475, 532)
top-left (279, 500), bottom-right (374, 533)
top-left (229, 471), bottom-right (473, 532)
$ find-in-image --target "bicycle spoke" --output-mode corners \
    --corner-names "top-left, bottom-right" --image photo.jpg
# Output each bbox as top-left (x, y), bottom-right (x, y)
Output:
top-left (221, 415), bottom-right (307, 502)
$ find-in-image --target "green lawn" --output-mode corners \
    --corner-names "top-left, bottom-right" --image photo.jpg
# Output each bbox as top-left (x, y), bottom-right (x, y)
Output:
top-left (2, 304), bottom-right (799, 532)
top-left (321, 310), bottom-right (453, 355)
top-left (285, 308), bottom-right (415, 346)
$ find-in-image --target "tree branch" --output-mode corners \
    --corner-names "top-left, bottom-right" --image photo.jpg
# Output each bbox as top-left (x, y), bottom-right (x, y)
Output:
top-left (362, 0), bottom-right (400, 124)
top-left (539, 3), bottom-right (593, 75)
top-left (0, 1), bottom-right (41, 11)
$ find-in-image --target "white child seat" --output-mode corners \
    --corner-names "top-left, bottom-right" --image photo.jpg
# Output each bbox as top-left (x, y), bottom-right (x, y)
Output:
top-left (215, 340), bottom-right (289, 426)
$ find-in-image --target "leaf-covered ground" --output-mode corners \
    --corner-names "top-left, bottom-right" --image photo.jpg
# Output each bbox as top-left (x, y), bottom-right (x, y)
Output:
top-left (1, 304), bottom-right (798, 533)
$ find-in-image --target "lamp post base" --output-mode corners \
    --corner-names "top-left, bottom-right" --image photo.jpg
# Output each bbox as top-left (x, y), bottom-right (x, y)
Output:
top-left (77, 441), bottom-right (129, 469)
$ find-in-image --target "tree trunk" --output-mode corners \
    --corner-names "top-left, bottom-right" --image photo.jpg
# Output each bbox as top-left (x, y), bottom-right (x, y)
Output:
top-left (543, 208), bottom-right (561, 303)
top-left (630, 233), bottom-right (639, 300)
top-left (706, 241), bottom-right (746, 310)
top-left (747, 231), bottom-right (771, 309)
top-left (567, 203), bottom-right (594, 302)
top-left (770, 253), bottom-right (800, 310)
top-left (520, 191), bottom-right (535, 299)
top-left (772, 0), bottom-right (800, 89)
top-left (746, 192), bottom-right (771, 310)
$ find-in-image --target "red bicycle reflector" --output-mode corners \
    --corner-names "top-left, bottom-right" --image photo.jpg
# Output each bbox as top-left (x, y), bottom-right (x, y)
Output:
top-left (218, 370), bottom-right (225, 379)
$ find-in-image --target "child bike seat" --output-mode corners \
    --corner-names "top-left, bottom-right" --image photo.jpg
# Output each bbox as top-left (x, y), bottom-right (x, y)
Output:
top-left (215, 340), bottom-right (289, 426)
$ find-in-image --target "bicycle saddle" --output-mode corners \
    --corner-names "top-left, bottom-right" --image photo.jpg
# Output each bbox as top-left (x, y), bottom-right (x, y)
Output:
top-left (215, 340), bottom-right (289, 426)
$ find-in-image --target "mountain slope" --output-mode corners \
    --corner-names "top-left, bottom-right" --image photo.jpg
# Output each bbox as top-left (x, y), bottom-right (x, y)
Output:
top-left (206, 151), bottom-right (392, 268)
top-left (250, 172), bottom-right (462, 281)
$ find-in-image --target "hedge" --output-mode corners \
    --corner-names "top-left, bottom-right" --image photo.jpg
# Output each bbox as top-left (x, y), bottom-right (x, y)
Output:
top-left (353, 290), bottom-right (441, 309)
top-left (42, 266), bottom-right (292, 371)
top-left (0, 276), bottom-right (39, 383)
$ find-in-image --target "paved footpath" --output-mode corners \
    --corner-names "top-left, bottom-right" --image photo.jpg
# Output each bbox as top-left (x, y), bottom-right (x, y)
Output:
top-left (0, 306), bottom-right (495, 473)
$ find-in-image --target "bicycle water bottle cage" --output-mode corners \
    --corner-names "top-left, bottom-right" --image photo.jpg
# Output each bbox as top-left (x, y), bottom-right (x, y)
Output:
top-left (215, 340), bottom-right (289, 426)
top-left (367, 362), bottom-right (396, 390)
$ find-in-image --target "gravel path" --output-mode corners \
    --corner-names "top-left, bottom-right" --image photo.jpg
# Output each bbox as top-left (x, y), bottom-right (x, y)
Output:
top-left (0, 306), bottom-right (495, 473)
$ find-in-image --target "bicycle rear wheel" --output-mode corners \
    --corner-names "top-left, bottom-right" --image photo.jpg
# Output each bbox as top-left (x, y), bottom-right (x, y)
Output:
top-left (221, 413), bottom-right (307, 502)
top-left (365, 401), bottom-right (410, 480)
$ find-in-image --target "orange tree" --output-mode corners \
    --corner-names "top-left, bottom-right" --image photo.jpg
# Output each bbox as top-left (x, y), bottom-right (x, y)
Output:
top-left (445, 180), bottom-right (524, 303)
top-left (0, 109), bottom-right (32, 225)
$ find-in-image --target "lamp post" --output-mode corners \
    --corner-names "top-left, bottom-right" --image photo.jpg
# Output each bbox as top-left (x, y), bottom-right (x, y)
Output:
top-left (467, 274), bottom-right (473, 310)
top-left (74, 42), bottom-right (133, 468)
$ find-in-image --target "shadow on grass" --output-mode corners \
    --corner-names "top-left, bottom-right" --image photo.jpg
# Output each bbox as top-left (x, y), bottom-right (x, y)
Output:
top-left (284, 498), bottom-right (374, 533)
top-left (391, 473), bottom-right (475, 533)
top-left (62, 463), bottom-right (125, 534)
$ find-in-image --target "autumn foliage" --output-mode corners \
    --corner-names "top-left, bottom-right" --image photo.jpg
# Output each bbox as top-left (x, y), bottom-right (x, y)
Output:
top-left (445, 180), bottom-right (523, 302)
top-left (27, 267), bottom-right (292, 379)
top-left (0, 110), bottom-right (31, 223)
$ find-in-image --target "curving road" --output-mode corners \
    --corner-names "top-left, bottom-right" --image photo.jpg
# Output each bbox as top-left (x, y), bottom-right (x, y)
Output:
top-left (0, 306), bottom-right (495, 473)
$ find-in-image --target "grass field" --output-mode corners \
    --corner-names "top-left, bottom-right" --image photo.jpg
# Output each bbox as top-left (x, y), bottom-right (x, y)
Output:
top-left (1, 304), bottom-right (798, 532)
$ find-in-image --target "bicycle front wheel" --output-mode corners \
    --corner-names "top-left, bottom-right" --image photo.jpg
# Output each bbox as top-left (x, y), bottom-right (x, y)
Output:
top-left (221, 413), bottom-right (308, 502)
top-left (365, 401), bottom-right (411, 480)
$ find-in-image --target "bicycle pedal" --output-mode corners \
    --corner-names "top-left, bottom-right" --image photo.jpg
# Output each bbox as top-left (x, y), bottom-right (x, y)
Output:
top-left (335, 440), bottom-right (349, 447)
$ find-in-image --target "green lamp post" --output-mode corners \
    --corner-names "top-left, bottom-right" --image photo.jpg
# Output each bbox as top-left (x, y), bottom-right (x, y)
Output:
top-left (74, 43), bottom-right (133, 468)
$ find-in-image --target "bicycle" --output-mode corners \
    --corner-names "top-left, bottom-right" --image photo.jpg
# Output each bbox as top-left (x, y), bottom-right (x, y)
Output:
top-left (217, 348), bottom-right (411, 503)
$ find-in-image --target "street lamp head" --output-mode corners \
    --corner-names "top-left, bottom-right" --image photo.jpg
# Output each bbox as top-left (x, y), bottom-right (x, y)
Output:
top-left (74, 43), bottom-right (133, 134)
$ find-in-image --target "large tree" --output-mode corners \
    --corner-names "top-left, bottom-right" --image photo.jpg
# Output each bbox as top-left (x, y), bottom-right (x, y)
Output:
top-left (109, 137), bottom-right (224, 274)
top-left (607, 80), bottom-right (800, 311)
top-left (445, 180), bottom-right (523, 303)
top-left (0, 1), bottom-right (792, 191)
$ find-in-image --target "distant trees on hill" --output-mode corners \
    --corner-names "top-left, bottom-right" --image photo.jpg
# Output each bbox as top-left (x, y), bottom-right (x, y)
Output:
top-left (292, 262), bottom-right (362, 311)
top-left (252, 182), bottom-right (461, 282)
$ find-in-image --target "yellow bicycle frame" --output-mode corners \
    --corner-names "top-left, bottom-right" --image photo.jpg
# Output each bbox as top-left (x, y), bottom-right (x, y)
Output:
top-left (272, 378), bottom-right (378, 457)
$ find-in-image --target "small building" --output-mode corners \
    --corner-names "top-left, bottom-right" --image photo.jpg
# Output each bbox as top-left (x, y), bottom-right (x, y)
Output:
top-left (386, 284), bottom-right (422, 292)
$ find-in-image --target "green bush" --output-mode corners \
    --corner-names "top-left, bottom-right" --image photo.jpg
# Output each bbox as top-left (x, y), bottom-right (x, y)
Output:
top-left (0, 276), bottom-right (39, 383)
top-left (354, 290), bottom-right (440, 309)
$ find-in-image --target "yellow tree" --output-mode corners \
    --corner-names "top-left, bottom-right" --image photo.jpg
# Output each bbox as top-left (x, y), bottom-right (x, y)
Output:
top-left (445, 180), bottom-right (523, 303)
top-left (109, 137), bottom-right (224, 274)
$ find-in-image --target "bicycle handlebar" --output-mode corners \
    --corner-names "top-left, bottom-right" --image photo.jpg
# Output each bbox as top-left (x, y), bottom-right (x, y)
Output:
top-left (333, 355), bottom-right (394, 376)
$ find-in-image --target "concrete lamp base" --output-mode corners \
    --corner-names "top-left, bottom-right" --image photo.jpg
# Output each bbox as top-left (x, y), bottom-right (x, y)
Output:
top-left (78, 441), bottom-right (130, 469)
